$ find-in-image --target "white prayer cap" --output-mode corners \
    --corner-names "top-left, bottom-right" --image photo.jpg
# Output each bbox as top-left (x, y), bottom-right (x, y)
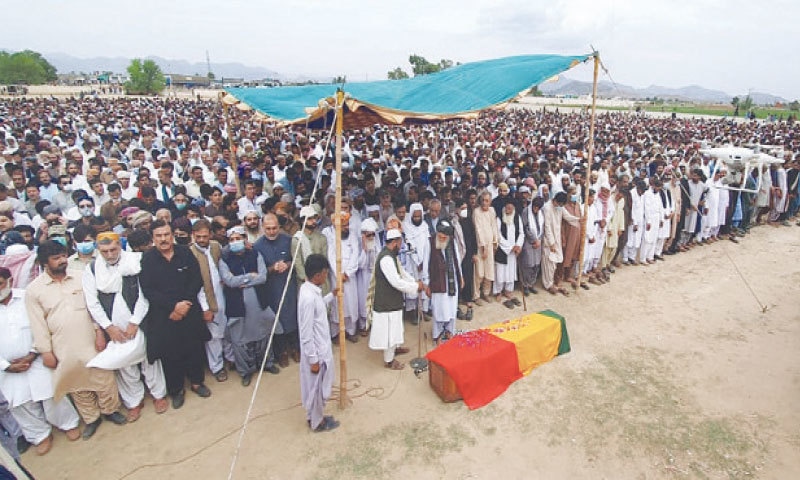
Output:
top-left (599, 181), bottom-right (611, 191)
top-left (4, 244), bottom-right (29, 256)
top-left (226, 225), bottom-right (246, 237)
top-left (360, 218), bottom-right (378, 233)
top-left (300, 206), bottom-right (318, 218)
top-left (365, 204), bottom-right (380, 213)
top-left (116, 171), bottom-right (131, 179)
top-left (385, 229), bottom-right (402, 241)
top-left (519, 186), bottom-right (530, 194)
top-left (409, 203), bottom-right (423, 214)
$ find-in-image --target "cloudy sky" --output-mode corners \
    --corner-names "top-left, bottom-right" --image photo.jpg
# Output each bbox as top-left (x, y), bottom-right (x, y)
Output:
top-left (5, 0), bottom-right (798, 99)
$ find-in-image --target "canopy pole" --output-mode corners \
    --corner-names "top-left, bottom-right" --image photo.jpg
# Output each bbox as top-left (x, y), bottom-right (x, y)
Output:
top-left (577, 52), bottom-right (599, 287)
top-left (334, 90), bottom-right (350, 410)
top-left (222, 100), bottom-right (241, 197)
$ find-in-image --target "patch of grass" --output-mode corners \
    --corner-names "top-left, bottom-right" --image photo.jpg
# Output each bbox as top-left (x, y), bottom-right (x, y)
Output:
top-left (552, 348), bottom-right (770, 479)
top-left (314, 421), bottom-right (476, 479)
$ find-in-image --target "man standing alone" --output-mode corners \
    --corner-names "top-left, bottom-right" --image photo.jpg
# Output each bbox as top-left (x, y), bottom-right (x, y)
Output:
top-left (297, 254), bottom-right (339, 432)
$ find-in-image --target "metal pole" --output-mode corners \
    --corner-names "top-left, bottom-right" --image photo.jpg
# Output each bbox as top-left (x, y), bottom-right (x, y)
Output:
top-left (577, 53), bottom-right (600, 287)
top-left (334, 90), bottom-right (349, 409)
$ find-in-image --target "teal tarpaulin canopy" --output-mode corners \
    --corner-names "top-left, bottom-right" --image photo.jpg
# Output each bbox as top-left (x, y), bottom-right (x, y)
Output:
top-left (223, 54), bottom-right (592, 126)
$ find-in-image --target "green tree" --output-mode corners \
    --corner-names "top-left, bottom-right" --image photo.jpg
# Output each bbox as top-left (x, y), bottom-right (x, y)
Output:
top-left (207, 71), bottom-right (215, 80)
top-left (387, 67), bottom-right (409, 80)
top-left (788, 100), bottom-right (799, 112)
top-left (529, 86), bottom-right (543, 97)
top-left (741, 95), bottom-right (754, 112)
top-left (124, 59), bottom-right (166, 95)
top-left (731, 96), bottom-right (740, 108)
top-left (408, 54), bottom-right (455, 76)
top-left (0, 50), bottom-right (58, 85)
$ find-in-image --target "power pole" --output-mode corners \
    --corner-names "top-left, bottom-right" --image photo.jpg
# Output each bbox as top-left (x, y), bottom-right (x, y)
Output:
top-left (206, 50), bottom-right (212, 78)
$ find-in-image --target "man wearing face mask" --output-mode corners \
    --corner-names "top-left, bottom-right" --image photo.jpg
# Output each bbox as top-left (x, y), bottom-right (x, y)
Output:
top-left (253, 214), bottom-right (298, 368)
top-left (171, 217), bottom-right (193, 246)
top-left (69, 195), bottom-right (100, 230)
top-left (0, 267), bottom-right (82, 456)
top-left (82, 232), bottom-right (168, 422)
top-left (219, 226), bottom-right (277, 385)
top-left (67, 224), bottom-right (96, 277)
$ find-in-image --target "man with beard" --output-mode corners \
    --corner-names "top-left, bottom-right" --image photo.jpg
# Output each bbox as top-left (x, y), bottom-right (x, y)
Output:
top-left (242, 211), bottom-right (262, 244)
top-left (356, 218), bottom-right (380, 337)
top-left (401, 204), bottom-right (430, 322)
top-left (139, 220), bottom-right (211, 409)
top-left (427, 221), bottom-right (463, 345)
top-left (82, 232), bottom-right (168, 422)
top-left (494, 197), bottom-right (524, 305)
top-left (253, 214), bottom-right (297, 368)
top-left (472, 192), bottom-right (498, 304)
top-left (190, 219), bottom-right (232, 383)
top-left (455, 198), bottom-right (478, 314)
top-left (520, 196), bottom-right (545, 295)
top-left (292, 207), bottom-right (329, 288)
top-left (219, 226), bottom-right (276, 385)
top-left (26, 241), bottom-right (126, 439)
top-left (367, 229), bottom-right (424, 370)
top-left (0, 267), bottom-right (81, 455)
top-left (623, 180), bottom-right (646, 264)
top-left (681, 169), bottom-right (706, 248)
top-left (322, 211), bottom-right (360, 343)
top-left (541, 192), bottom-right (579, 296)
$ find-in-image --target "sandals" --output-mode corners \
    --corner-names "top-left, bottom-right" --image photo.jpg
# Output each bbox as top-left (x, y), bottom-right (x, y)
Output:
top-left (503, 299), bottom-right (516, 309)
top-left (547, 287), bottom-right (558, 295)
top-left (465, 308), bottom-right (473, 321)
top-left (385, 359), bottom-right (405, 370)
top-left (580, 283), bottom-right (590, 290)
top-left (394, 347), bottom-right (410, 355)
top-left (313, 416), bottom-right (341, 432)
top-left (510, 298), bottom-right (521, 306)
top-left (558, 287), bottom-right (570, 297)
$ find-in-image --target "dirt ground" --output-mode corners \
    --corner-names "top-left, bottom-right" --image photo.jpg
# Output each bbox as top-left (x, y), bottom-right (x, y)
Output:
top-left (21, 225), bottom-right (800, 480)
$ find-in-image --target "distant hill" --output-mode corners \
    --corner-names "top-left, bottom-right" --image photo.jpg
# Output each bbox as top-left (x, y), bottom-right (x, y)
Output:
top-left (38, 51), bottom-right (322, 83)
top-left (539, 77), bottom-right (788, 105)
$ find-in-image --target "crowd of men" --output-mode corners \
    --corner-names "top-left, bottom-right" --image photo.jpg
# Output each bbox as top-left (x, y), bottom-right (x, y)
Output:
top-left (1, 95), bottom-right (799, 469)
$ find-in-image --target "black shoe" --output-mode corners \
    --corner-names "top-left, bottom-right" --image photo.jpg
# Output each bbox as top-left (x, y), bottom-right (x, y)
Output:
top-left (465, 308), bottom-right (473, 321)
top-left (456, 310), bottom-right (466, 320)
top-left (103, 411), bottom-right (128, 425)
top-left (345, 333), bottom-right (359, 343)
top-left (82, 418), bottom-right (102, 440)
top-left (241, 374), bottom-right (252, 387)
top-left (530, 287), bottom-right (539, 294)
top-left (17, 436), bottom-right (31, 454)
top-left (191, 384), bottom-right (212, 398)
top-left (313, 416), bottom-right (340, 433)
top-left (171, 391), bottom-right (185, 409)
top-left (264, 364), bottom-right (280, 375)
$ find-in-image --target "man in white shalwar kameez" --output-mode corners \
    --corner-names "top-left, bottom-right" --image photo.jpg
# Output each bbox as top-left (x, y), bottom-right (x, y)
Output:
top-left (623, 182), bottom-right (646, 264)
top-left (83, 233), bottom-right (168, 422)
top-left (0, 268), bottom-right (80, 455)
top-left (494, 198), bottom-right (524, 303)
top-left (323, 211), bottom-right (360, 343)
top-left (356, 219), bottom-right (380, 336)
top-left (582, 190), bottom-right (601, 279)
top-left (401, 203), bottom-right (430, 317)
top-left (297, 254), bottom-right (339, 432)
top-left (427, 220), bottom-right (462, 344)
top-left (639, 181), bottom-right (663, 264)
top-left (682, 169), bottom-right (706, 245)
top-left (701, 172), bottom-right (721, 242)
top-left (368, 229), bottom-right (424, 370)
top-left (655, 178), bottom-right (674, 259)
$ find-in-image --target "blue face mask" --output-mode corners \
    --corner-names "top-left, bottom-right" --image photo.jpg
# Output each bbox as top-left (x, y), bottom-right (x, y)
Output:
top-left (76, 241), bottom-right (95, 255)
top-left (52, 237), bottom-right (67, 247)
top-left (174, 202), bottom-right (187, 211)
top-left (229, 240), bottom-right (245, 253)
top-left (571, 194), bottom-right (580, 203)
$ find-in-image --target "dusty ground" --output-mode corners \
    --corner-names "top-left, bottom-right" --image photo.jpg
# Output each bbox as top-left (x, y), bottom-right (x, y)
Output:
top-left (21, 225), bottom-right (800, 480)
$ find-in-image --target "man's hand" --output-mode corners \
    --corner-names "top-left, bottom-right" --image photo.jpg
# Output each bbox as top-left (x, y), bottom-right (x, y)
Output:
top-left (417, 280), bottom-right (425, 292)
top-left (646, 224), bottom-right (651, 231)
top-left (472, 255), bottom-right (479, 264)
top-left (124, 323), bottom-right (139, 340)
top-left (94, 330), bottom-right (107, 352)
top-left (425, 286), bottom-right (431, 298)
top-left (481, 246), bottom-right (488, 260)
top-left (633, 225), bottom-right (639, 232)
top-left (41, 352), bottom-right (58, 369)
top-left (174, 301), bottom-right (192, 316)
top-left (512, 246), bottom-right (521, 255)
top-left (5, 361), bottom-right (31, 373)
top-left (549, 245), bottom-right (557, 253)
top-left (11, 353), bottom-right (37, 365)
top-left (532, 240), bottom-right (540, 249)
top-left (310, 362), bottom-right (320, 374)
top-left (202, 310), bottom-right (214, 323)
top-left (169, 311), bottom-right (184, 322)
top-left (106, 325), bottom-right (127, 343)
top-left (342, 273), bottom-right (349, 282)
top-left (588, 238), bottom-right (595, 244)
top-left (599, 219), bottom-right (607, 229)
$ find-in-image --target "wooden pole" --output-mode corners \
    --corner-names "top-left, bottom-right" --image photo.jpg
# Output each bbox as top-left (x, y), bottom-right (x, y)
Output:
top-left (576, 53), bottom-right (600, 287)
top-left (222, 99), bottom-right (241, 197)
top-left (334, 90), bottom-right (349, 409)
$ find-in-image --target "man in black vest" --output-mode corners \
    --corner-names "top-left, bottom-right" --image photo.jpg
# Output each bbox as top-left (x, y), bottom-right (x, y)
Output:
top-left (140, 220), bottom-right (211, 409)
top-left (367, 229), bottom-right (425, 370)
top-left (427, 220), bottom-right (463, 345)
top-left (83, 232), bottom-right (168, 421)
